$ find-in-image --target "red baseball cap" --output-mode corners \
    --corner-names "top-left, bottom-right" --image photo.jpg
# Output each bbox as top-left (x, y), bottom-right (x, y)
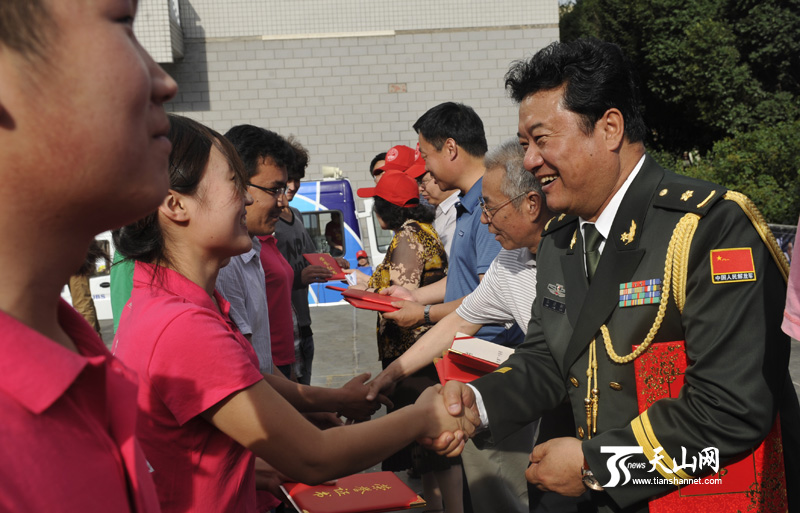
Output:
top-left (357, 171), bottom-right (420, 207)
top-left (405, 156), bottom-right (427, 179)
top-left (375, 145), bottom-right (417, 173)
top-left (356, 250), bottom-right (368, 259)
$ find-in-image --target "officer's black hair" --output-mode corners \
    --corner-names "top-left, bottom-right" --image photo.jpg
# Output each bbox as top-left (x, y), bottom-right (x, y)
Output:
top-left (505, 38), bottom-right (647, 143)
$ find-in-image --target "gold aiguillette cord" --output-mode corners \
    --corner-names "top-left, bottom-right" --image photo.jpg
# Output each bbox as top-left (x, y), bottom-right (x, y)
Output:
top-left (585, 339), bottom-right (599, 438)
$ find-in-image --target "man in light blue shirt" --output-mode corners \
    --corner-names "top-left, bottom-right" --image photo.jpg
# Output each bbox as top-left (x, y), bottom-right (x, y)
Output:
top-left (384, 102), bottom-right (521, 345)
top-left (382, 103), bottom-right (525, 513)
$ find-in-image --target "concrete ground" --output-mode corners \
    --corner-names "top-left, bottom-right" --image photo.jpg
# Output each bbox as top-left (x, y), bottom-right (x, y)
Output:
top-left (100, 303), bottom-right (800, 512)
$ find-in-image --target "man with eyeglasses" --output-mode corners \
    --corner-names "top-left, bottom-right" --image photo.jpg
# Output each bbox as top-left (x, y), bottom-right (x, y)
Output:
top-left (378, 104), bottom-right (526, 513)
top-left (218, 125), bottom-right (387, 509)
top-left (370, 139), bottom-right (586, 512)
top-left (218, 125), bottom-right (295, 379)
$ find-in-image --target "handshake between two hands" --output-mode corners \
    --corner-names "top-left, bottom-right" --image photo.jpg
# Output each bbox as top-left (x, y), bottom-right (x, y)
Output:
top-left (411, 380), bottom-right (588, 497)
top-left (413, 381), bottom-right (481, 457)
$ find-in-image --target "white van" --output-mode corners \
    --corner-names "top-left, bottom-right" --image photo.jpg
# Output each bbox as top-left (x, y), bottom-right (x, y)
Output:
top-left (60, 230), bottom-right (114, 320)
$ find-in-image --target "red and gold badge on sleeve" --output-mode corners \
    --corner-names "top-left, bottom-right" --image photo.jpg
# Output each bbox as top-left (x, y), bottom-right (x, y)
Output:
top-left (709, 248), bottom-right (756, 284)
top-left (631, 341), bottom-right (787, 512)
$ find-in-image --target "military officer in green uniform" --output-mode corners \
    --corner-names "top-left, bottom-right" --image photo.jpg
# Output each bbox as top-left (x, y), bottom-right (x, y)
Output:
top-left (426, 38), bottom-right (799, 512)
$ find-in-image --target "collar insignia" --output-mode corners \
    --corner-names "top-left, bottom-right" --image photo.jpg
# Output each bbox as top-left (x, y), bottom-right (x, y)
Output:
top-left (620, 220), bottom-right (637, 245)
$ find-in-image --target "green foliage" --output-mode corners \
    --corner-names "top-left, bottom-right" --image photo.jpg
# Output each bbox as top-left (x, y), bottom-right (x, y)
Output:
top-left (675, 120), bottom-right (800, 224)
top-left (729, 0), bottom-right (800, 95)
top-left (645, 16), bottom-right (756, 145)
top-left (559, 0), bottom-right (800, 154)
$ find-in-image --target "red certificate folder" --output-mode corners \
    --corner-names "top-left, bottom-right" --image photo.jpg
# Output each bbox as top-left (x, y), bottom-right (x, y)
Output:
top-left (632, 340), bottom-right (787, 512)
top-left (326, 286), bottom-right (403, 312)
top-left (280, 471), bottom-right (426, 513)
top-left (343, 297), bottom-right (398, 313)
top-left (434, 334), bottom-right (515, 384)
top-left (304, 253), bottom-right (347, 281)
top-left (434, 354), bottom-right (485, 385)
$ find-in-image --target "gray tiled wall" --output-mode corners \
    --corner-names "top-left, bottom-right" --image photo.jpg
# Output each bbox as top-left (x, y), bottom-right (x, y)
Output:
top-left (135, 0), bottom-right (182, 62)
top-left (175, 0), bottom-right (557, 39)
top-left (136, 1), bottom-right (558, 250)
top-left (162, 25), bottom-right (559, 190)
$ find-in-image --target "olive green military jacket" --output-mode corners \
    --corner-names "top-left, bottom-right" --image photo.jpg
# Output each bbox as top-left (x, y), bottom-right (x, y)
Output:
top-left (472, 156), bottom-right (798, 511)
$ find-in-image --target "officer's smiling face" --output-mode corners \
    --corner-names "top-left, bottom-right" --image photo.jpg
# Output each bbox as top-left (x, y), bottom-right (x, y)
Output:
top-left (517, 86), bottom-right (621, 222)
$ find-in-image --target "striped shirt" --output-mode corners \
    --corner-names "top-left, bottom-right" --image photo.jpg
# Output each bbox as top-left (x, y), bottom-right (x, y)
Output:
top-left (456, 247), bottom-right (537, 334)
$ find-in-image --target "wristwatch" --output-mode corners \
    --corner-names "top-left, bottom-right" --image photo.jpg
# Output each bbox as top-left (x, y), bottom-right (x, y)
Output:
top-left (582, 458), bottom-right (605, 491)
top-left (423, 304), bottom-right (432, 324)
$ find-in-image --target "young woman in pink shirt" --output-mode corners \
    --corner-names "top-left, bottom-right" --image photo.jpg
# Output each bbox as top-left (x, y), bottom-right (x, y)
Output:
top-left (113, 114), bottom-right (475, 513)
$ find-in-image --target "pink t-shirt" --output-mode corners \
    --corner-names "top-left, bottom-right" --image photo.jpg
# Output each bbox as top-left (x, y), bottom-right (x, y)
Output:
top-left (258, 235), bottom-right (296, 366)
top-left (0, 300), bottom-right (161, 513)
top-left (114, 263), bottom-right (264, 513)
top-left (782, 215), bottom-right (800, 340)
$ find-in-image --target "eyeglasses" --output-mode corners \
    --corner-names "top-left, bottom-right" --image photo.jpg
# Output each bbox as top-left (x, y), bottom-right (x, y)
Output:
top-left (479, 192), bottom-right (527, 221)
top-left (415, 172), bottom-right (433, 189)
top-left (248, 183), bottom-right (287, 197)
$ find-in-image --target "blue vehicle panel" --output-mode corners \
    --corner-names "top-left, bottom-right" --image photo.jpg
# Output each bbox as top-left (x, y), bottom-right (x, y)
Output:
top-left (290, 179), bottom-right (366, 306)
